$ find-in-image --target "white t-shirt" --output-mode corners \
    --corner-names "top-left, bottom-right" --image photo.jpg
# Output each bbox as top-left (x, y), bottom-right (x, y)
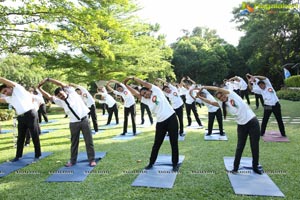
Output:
top-left (237, 76), bottom-right (248, 90)
top-left (113, 83), bottom-right (135, 108)
top-left (224, 81), bottom-right (234, 91)
top-left (196, 89), bottom-right (219, 113)
top-left (217, 90), bottom-right (255, 125)
top-left (252, 78), bottom-right (279, 106)
top-left (98, 93), bottom-right (116, 108)
top-left (76, 85), bottom-right (95, 108)
top-left (53, 87), bottom-right (90, 123)
top-left (141, 85), bottom-right (175, 122)
top-left (185, 85), bottom-right (197, 104)
top-left (4, 84), bottom-right (35, 115)
top-left (164, 83), bottom-right (183, 109)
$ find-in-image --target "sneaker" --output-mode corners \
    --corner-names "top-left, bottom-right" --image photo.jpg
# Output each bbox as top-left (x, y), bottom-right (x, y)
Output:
top-left (65, 162), bottom-right (75, 167)
top-left (89, 161), bottom-right (97, 167)
top-left (145, 164), bottom-right (153, 170)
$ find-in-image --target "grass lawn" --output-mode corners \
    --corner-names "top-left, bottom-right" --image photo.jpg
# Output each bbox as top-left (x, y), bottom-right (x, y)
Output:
top-left (0, 96), bottom-right (300, 200)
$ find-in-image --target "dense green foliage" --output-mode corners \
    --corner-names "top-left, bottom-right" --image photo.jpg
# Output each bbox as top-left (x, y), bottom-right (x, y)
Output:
top-left (277, 88), bottom-right (300, 101)
top-left (284, 75), bottom-right (300, 87)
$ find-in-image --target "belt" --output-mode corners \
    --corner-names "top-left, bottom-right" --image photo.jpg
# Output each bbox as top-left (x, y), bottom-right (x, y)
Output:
top-left (80, 116), bottom-right (87, 121)
top-left (18, 109), bottom-right (34, 117)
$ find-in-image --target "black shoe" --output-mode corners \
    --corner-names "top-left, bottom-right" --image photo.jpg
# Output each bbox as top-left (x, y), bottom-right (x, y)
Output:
top-left (220, 132), bottom-right (225, 136)
top-left (120, 133), bottom-right (126, 136)
top-left (133, 132), bottom-right (136, 136)
top-left (281, 134), bottom-right (287, 137)
top-left (145, 164), bottom-right (153, 170)
top-left (179, 133), bottom-right (185, 137)
top-left (230, 169), bottom-right (238, 174)
top-left (206, 133), bottom-right (211, 136)
top-left (172, 165), bottom-right (179, 172)
top-left (253, 168), bottom-right (263, 175)
top-left (10, 157), bottom-right (20, 162)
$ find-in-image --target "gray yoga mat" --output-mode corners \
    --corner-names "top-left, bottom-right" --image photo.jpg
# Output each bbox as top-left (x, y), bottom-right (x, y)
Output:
top-left (0, 152), bottom-right (53, 178)
top-left (224, 157), bottom-right (284, 197)
top-left (164, 132), bottom-right (186, 141)
top-left (46, 152), bottom-right (106, 182)
top-left (204, 129), bottom-right (228, 141)
top-left (112, 131), bottom-right (142, 140)
top-left (131, 154), bottom-right (185, 189)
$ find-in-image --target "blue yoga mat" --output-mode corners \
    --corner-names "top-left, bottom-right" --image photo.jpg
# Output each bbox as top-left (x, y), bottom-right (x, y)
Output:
top-left (112, 131), bottom-right (142, 140)
top-left (0, 152), bottom-right (53, 178)
top-left (0, 129), bottom-right (13, 134)
top-left (40, 129), bottom-right (57, 134)
top-left (46, 152), bottom-right (106, 182)
top-left (40, 120), bottom-right (58, 125)
top-left (131, 154), bottom-right (185, 189)
top-left (224, 157), bottom-right (284, 197)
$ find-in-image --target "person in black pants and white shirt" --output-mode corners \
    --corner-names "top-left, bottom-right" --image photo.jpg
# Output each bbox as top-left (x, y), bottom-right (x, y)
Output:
top-left (106, 80), bottom-right (136, 135)
top-left (38, 78), bottom-right (96, 167)
top-left (201, 85), bottom-right (262, 175)
top-left (247, 74), bottom-right (286, 137)
top-left (124, 76), bottom-right (180, 172)
top-left (0, 77), bottom-right (41, 162)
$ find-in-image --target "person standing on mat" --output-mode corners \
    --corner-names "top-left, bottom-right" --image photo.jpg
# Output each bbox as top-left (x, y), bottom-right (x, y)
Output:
top-left (124, 76), bottom-right (180, 172)
top-left (37, 78), bottom-right (96, 167)
top-left (156, 78), bottom-right (185, 136)
top-left (106, 80), bottom-right (136, 135)
top-left (229, 76), bottom-right (250, 105)
top-left (0, 77), bottom-right (42, 162)
top-left (247, 74), bottom-right (286, 137)
top-left (200, 85), bottom-right (262, 175)
top-left (190, 88), bottom-right (224, 136)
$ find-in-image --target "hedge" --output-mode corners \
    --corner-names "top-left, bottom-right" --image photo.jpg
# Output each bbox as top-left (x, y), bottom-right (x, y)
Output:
top-left (277, 88), bottom-right (300, 101)
top-left (285, 75), bottom-right (300, 87)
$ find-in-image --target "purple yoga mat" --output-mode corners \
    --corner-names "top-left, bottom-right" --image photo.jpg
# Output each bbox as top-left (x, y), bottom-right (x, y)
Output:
top-left (262, 130), bottom-right (289, 142)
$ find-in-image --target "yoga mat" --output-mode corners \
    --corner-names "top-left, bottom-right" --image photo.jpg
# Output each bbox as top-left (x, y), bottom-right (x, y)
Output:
top-left (224, 157), bottom-right (284, 197)
top-left (40, 129), bottom-right (57, 134)
top-left (0, 129), bottom-right (13, 134)
top-left (0, 152), bottom-right (53, 178)
top-left (112, 131), bottom-right (142, 140)
top-left (186, 122), bottom-right (204, 129)
top-left (262, 130), bottom-right (289, 142)
top-left (204, 129), bottom-right (228, 141)
top-left (46, 152), bottom-right (106, 182)
top-left (164, 132), bottom-right (186, 141)
top-left (40, 120), bottom-right (58, 125)
top-left (131, 154), bottom-right (185, 189)
top-left (98, 123), bottom-right (119, 130)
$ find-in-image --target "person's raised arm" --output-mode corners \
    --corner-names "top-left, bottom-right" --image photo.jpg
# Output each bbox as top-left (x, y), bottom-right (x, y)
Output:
top-left (253, 75), bottom-right (267, 80)
top-left (37, 78), bottom-right (53, 101)
top-left (106, 80), bottom-right (118, 92)
top-left (190, 87), bottom-right (219, 107)
top-left (0, 77), bottom-right (16, 88)
top-left (202, 86), bottom-right (230, 95)
top-left (186, 76), bottom-right (196, 84)
top-left (131, 76), bottom-right (152, 89)
top-left (47, 78), bottom-right (68, 88)
top-left (123, 77), bottom-right (141, 99)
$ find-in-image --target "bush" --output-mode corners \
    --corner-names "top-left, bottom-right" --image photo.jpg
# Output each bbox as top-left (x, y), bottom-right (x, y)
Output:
top-left (0, 109), bottom-right (15, 121)
top-left (284, 75), bottom-right (300, 87)
top-left (277, 89), bottom-right (300, 101)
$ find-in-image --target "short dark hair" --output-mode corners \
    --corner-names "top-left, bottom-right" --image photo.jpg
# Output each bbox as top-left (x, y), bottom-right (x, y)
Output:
top-left (257, 80), bottom-right (265, 85)
top-left (75, 88), bottom-right (81, 92)
top-left (140, 87), bottom-right (149, 93)
top-left (0, 84), bottom-right (8, 92)
top-left (54, 87), bottom-right (63, 96)
top-left (162, 85), bottom-right (169, 91)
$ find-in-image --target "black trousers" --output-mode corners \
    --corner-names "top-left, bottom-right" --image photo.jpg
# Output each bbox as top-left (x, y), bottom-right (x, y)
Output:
top-left (88, 104), bottom-right (98, 132)
top-left (149, 113), bottom-right (179, 166)
top-left (174, 105), bottom-right (184, 134)
top-left (186, 102), bottom-right (202, 126)
top-left (140, 102), bottom-right (153, 124)
top-left (207, 108), bottom-right (223, 135)
top-left (38, 104), bottom-right (48, 123)
top-left (261, 102), bottom-right (286, 136)
top-left (16, 109), bottom-right (41, 158)
top-left (107, 104), bottom-right (119, 125)
top-left (234, 117), bottom-right (260, 170)
top-left (123, 104), bottom-right (136, 134)
top-left (255, 94), bottom-right (264, 108)
top-left (240, 89), bottom-right (250, 105)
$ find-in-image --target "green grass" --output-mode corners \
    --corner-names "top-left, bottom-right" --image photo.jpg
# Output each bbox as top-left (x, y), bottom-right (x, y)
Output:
top-left (0, 96), bottom-right (300, 200)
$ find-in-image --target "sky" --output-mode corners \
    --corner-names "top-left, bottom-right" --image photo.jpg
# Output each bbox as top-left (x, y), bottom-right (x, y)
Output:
top-left (135, 0), bottom-right (245, 46)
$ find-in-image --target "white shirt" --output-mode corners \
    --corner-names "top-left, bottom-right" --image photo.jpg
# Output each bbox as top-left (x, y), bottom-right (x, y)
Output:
top-left (113, 83), bottom-right (135, 108)
top-left (76, 85), bottom-right (95, 108)
top-left (141, 85), bottom-right (175, 122)
top-left (98, 93), bottom-right (116, 108)
top-left (185, 85), bottom-right (196, 104)
top-left (237, 76), bottom-right (248, 90)
top-left (53, 87), bottom-right (90, 123)
top-left (164, 83), bottom-right (183, 109)
top-left (31, 94), bottom-right (44, 111)
top-left (252, 78), bottom-right (279, 106)
top-left (196, 89), bottom-right (219, 113)
top-left (224, 81), bottom-right (234, 91)
top-left (217, 90), bottom-right (255, 125)
top-left (4, 84), bottom-right (35, 115)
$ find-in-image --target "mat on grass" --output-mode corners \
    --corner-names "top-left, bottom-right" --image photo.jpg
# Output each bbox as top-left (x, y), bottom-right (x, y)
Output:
top-left (98, 123), bottom-right (119, 130)
top-left (164, 132), bottom-right (186, 141)
top-left (131, 154), bottom-right (185, 189)
top-left (0, 152), bottom-right (53, 178)
top-left (0, 129), bottom-right (13, 134)
top-left (224, 157), bottom-right (284, 197)
top-left (262, 130), bottom-right (289, 142)
top-left (186, 122), bottom-right (204, 129)
top-left (40, 120), bottom-right (58, 125)
top-left (204, 129), bottom-right (228, 141)
top-left (46, 152), bottom-right (106, 182)
top-left (112, 131), bottom-right (142, 140)
top-left (40, 129), bottom-right (58, 134)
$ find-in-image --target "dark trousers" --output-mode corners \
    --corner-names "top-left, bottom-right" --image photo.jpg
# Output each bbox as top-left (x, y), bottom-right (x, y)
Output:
top-left (234, 117), bottom-right (260, 170)
top-left (88, 104), bottom-right (98, 132)
top-left (174, 105), bottom-right (184, 134)
top-left (261, 102), bottom-right (286, 136)
top-left (107, 104), bottom-right (119, 125)
top-left (140, 102), bottom-right (153, 124)
top-left (69, 118), bottom-right (95, 163)
top-left (16, 109), bottom-right (41, 158)
top-left (149, 113), bottom-right (179, 166)
top-left (123, 104), bottom-right (136, 134)
top-left (233, 89), bottom-right (240, 96)
top-left (186, 102), bottom-right (202, 126)
top-left (25, 125), bottom-right (41, 145)
top-left (100, 103), bottom-right (107, 115)
top-left (255, 94), bottom-right (264, 109)
top-left (240, 89), bottom-right (250, 105)
top-left (38, 104), bottom-right (48, 123)
top-left (207, 108), bottom-right (223, 135)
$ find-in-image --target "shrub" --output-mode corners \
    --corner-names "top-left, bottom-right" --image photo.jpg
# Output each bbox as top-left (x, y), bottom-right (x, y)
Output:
top-left (277, 89), bottom-right (300, 101)
top-left (284, 75), bottom-right (300, 87)
top-left (0, 109), bottom-right (15, 121)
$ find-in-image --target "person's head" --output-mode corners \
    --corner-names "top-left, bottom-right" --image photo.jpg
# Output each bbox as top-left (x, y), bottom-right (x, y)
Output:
top-left (198, 91), bottom-right (206, 98)
top-left (115, 84), bottom-right (124, 92)
top-left (257, 81), bottom-right (266, 89)
top-left (215, 91), bottom-right (228, 102)
top-left (75, 88), bottom-right (82, 95)
top-left (54, 87), bottom-right (67, 100)
top-left (98, 94), bottom-right (104, 100)
top-left (140, 87), bottom-right (152, 99)
top-left (0, 84), bottom-right (13, 96)
top-left (162, 85), bottom-right (171, 94)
